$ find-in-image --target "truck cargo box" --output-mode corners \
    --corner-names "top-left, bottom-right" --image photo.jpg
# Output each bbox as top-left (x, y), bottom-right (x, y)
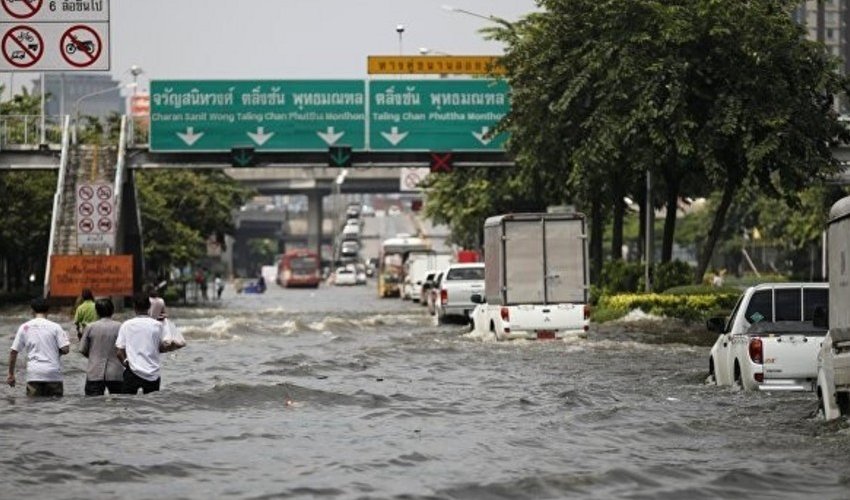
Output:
top-left (483, 213), bottom-right (588, 306)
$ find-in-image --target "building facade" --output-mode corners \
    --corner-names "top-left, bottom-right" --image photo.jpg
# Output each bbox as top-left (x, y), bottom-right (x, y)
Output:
top-left (31, 73), bottom-right (125, 119)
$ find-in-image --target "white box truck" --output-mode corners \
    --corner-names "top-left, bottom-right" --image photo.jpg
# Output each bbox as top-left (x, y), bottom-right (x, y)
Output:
top-left (402, 252), bottom-right (453, 302)
top-left (818, 196), bottom-right (850, 419)
top-left (470, 212), bottom-right (590, 340)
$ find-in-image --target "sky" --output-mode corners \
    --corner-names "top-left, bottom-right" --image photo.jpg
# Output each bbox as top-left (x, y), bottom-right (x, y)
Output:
top-left (96, 0), bottom-right (537, 92)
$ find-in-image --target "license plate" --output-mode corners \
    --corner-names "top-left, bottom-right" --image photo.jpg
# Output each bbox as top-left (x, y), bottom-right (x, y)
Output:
top-left (536, 330), bottom-right (555, 339)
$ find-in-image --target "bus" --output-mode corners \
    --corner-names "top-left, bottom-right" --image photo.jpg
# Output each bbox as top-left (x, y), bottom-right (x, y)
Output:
top-left (277, 249), bottom-right (321, 288)
top-left (377, 236), bottom-right (431, 298)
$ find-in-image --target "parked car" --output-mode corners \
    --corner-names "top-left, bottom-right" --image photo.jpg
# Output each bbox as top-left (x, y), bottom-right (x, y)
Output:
top-left (435, 263), bottom-right (485, 325)
top-left (346, 204), bottom-right (361, 219)
top-left (340, 240), bottom-right (360, 257)
top-left (333, 267), bottom-right (357, 286)
top-left (355, 263), bottom-right (367, 285)
top-left (342, 224), bottom-right (360, 241)
top-left (388, 205), bottom-right (402, 216)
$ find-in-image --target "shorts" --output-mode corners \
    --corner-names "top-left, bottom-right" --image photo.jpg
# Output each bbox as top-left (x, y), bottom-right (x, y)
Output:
top-left (26, 381), bottom-right (64, 397)
top-left (122, 367), bottom-right (160, 395)
top-left (85, 379), bottom-right (125, 396)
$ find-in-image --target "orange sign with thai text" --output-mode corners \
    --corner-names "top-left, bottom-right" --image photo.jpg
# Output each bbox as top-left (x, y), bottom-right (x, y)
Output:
top-left (368, 55), bottom-right (505, 75)
top-left (49, 255), bottom-right (133, 297)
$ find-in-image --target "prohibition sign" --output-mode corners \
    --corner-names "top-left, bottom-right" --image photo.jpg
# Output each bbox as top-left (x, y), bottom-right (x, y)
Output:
top-left (78, 201), bottom-right (94, 217)
top-left (60, 25), bottom-right (102, 68)
top-left (96, 185), bottom-right (112, 200)
top-left (78, 185), bottom-right (94, 200)
top-left (97, 200), bottom-right (112, 217)
top-left (97, 217), bottom-right (112, 232)
top-left (1, 0), bottom-right (42, 20)
top-left (2, 25), bottom-right (43, 68)
top-left (404, 172), bottom-right (423, 190)
top-left (78, 218), bottom-right (94, 233)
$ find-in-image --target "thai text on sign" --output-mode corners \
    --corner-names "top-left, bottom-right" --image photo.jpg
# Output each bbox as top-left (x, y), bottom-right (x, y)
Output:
top-left (49, 254), bottom-right (132, 297)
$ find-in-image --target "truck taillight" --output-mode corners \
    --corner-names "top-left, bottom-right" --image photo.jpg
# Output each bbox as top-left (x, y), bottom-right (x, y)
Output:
top-left (440, 289), bottom-right (447, 305)
top-left (500, 307), bottom-right (509, 322)
top-left (749, 338), bottom-right (763, 364)
top-left (584, 305), bottom-right (590, 320)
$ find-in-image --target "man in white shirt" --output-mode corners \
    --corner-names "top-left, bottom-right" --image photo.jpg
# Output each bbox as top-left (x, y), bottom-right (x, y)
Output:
top-left (116, 293), bottom-right (168, 394)
top-left (7, 298), bottom-right (70, 397)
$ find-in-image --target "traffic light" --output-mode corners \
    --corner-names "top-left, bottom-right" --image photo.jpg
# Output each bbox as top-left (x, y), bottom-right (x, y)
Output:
top-left (328, 145), bottom-right (352, 168)
top-left (430, 151), bottom-right (453, 173)
top-left (231, 147), bottom-right (255, 168)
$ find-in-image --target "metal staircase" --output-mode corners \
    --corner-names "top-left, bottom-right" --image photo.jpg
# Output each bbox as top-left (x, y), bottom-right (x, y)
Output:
top-left (43, 116), bottom-right (125, 296)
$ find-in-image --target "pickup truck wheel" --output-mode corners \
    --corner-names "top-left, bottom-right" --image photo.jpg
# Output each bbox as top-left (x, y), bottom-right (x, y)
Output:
top-left (837, 392), bottom-right (850, 416)
top-left (733, 361), bottom-right (742, 389)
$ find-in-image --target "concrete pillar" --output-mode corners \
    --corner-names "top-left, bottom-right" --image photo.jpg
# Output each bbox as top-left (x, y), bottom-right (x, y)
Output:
top-left (306, 190), bottom-right (324, 262)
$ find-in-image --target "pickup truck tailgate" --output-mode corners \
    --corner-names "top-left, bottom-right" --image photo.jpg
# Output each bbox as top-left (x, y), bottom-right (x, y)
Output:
top-left (446, 280), bottom-right (484, 308)
top-left (509, 303), bottom-right (585, 331)
top-left (746, 321), bottom-right (826, 381)
top-left (763, 334), bottom-right (823, 380)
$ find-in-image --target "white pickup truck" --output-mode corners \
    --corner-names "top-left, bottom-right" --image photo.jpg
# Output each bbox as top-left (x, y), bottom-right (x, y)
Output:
top-left (434, 263), bottom-right (485, 325)
top-left (706, 282), bottom-right (828, 390)
top-left (469, 212), bottom-right (589, 341)
top-left (726, 321), bottom-right (826, 391)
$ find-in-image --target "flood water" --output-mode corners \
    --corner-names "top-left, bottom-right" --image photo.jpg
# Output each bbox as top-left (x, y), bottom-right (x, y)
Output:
top-left (2, 283), bottom-right (850, 499)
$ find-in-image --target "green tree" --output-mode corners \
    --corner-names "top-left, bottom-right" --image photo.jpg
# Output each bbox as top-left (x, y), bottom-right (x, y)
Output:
top-left (135, 170), bottom-right (252, 276)
top-left (487, 0), bottom-right (850, 284)
top-left (0, 171), bottom-right (55, 290)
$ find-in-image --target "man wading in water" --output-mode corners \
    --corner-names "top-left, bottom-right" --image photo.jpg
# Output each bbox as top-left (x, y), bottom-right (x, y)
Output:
top-left (80, 298), bottom-right (125, 396)
top-left (7, 298), bottom-right (71, 396)
top-left (116, 293), bottom-right (169, 394)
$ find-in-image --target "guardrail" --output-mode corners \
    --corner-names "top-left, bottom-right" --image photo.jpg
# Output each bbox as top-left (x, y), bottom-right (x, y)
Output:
top-left (0, 115), bottom-right (64, 147)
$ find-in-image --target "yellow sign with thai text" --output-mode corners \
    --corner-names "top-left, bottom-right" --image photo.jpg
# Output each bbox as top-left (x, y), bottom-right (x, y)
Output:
top-left (368, 55), bottom-right (505, 75)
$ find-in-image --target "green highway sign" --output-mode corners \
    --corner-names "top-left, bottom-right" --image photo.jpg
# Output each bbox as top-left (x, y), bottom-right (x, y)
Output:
top-left (150, 79), bottom-right (509, 153)
top-left (150, 80), bottom-right (366, 152)
top-left (369, 79), bottom-right (509, 151)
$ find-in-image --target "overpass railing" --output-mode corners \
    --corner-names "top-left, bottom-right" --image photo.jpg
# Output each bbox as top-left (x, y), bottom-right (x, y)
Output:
top-left (0, 115), bottom-right (64, 148)
top-left (43, 115), bottom-right (71, 297)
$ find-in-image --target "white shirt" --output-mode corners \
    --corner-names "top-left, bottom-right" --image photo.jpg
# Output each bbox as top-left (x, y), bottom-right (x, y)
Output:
top-left (10, 317), bottom-right (70, 382)
top-left (115, 315), bottom-right (164, 382)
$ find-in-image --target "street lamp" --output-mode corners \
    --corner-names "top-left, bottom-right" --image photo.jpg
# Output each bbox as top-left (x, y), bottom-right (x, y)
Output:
top-left (73, 82), bottom-right (136, 144)
top-left (396, 24), bottom-right (405, 55)
top-left (129, 65), bottom-right (143, 91)
top-left (418, 47), bottom-right (450, 55)
top-left (127, 65), bottom-right (144, 143)
top-left (441, 4), bottom-right (496, 22)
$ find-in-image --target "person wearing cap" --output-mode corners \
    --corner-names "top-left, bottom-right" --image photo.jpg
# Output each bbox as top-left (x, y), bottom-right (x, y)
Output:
top-left (79, 298), bottom-right (125, 396)
top-left (7, 298), bottom-right (71, 397)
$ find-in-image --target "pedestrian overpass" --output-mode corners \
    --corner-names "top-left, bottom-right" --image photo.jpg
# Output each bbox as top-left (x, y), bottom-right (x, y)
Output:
top-left (0, 116), bottom-right (511, 296)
